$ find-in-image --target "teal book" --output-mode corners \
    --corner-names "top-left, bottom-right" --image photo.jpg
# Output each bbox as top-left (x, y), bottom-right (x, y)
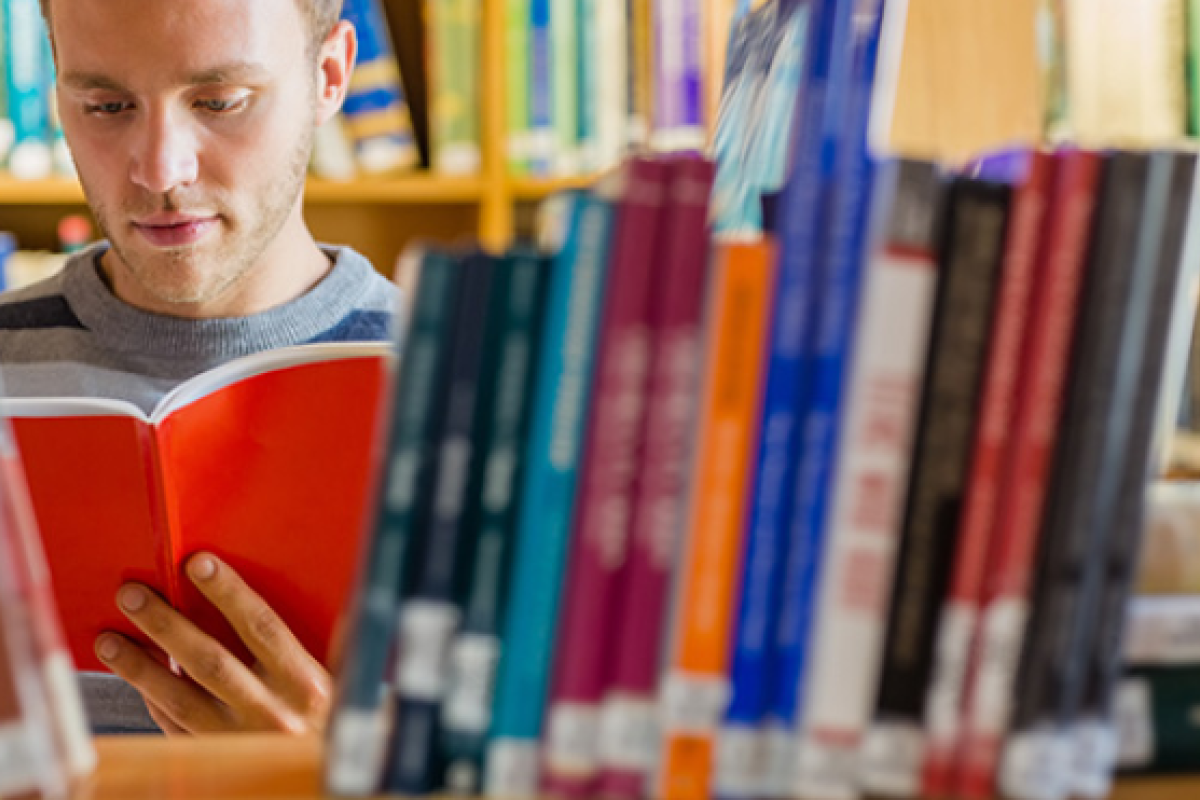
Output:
top-left (2, 0), bottom-right (50, 178)
top-left (483, 186), bottom-right (617, 799)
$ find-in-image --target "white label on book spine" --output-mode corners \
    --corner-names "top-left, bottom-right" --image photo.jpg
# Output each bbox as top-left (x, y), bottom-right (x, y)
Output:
top-left (714, 724), bottom-right (763, 798)
top-left (1000, 727), bottom-right (1072, 800)
top-left (762, 723), bottom-right (798, 799)
top-left (599, 693), bottom-right (657, 772)
top-left (793, 735), bottom-right (859, 800)
top-left (1069, 718), bottom-right (1116, 800)
top-left (660, 672), bottom-right (729, 736)
top-left (1115, 678), bottom-right (1153, 768)
top-left (325, 708), bottom-right (390, 796)
top-left (395, 601), bottom-right (460, 701)
top-left (859, 721), bottom-right (924, 798)
top-left (926, 604), bottom-right (975, 747)
top-left (485, 739), bottom-right (539, 799)
top-left (546, 702), bottom-right (601, 777)
top-left (0, 721), bottom-right (39, 797)
top-left (972, 598), bottom-right (1029, 735)
top-left (442, 633), bottom-right (500, 734)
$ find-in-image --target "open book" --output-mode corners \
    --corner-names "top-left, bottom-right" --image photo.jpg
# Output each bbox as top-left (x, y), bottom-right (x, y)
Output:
top-left (0, 342), bottom-right (395, 673)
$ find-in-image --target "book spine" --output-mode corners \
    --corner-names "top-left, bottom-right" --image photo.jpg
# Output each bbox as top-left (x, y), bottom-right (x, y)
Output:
top-left (1068, 154), bottom-right (1198, 800)
top-left (428, 0), bottom-right (481, 175)
top-left (575, 0), bottom-right (598, 173)
top-left (325, 252), bottom-right (463, 798)
top-left (626, 0), bottom-right (653, 149)
top-left (916, 151), bottom-right (1056, 799)
top-left (1115, 667), bottom-right (1200, 774)
top-left (1190, 0), bottom-right (1200, 136)
top-left (594, 0), bottom-right (627, 171)
top-left (528, 0), bottom-right (555, 174)
top-left (950, 150), bottom-right (1103, 800)
top-left (796, 160), bottom-right (940, 800)
top-left (484, 190), bottom-right (616, 799)
top-left (383, 255), bottom-right (498, 794)
top-left (654, 239), bottom-right (775, 800)
top-left (712, 11), bottom-right (819, 778)
top-left (999, 152), bottom-right (1173, 800)
top-left (2, 0), bottom-right (50, 179)
top-left (541, 159), bottom-right (671, 797)
top-left (0, 0), bottom-right (11, 166)
top-left (651, 0), bottom-right (705, 151)
top-left (551, 0), bottom-right (579, 174)
top-left (506, 0), bottom-right (532, 173)
top-left (596, 158), bottom-right (717, 800)
top-left (439, 251), bottom-right (550, 795)
top-left (866, 176), bottom-right (1012, 797)
top-left (339, 0), bottom-right (420, 173)
top-left (0, 420), bottom-right (95, 778)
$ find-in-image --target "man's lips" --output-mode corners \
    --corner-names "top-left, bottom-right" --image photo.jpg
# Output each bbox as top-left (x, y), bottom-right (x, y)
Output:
top-left (132, 215), bottom-right (219, 248)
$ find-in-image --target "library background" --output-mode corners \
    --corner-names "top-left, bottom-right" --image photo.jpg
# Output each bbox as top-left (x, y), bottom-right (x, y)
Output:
top-left (3, 0), bottom-right (1200, 799)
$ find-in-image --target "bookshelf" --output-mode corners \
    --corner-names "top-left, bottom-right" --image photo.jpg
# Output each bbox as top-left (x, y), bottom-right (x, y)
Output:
top-left (78, 734), bottom-right (1200, 800)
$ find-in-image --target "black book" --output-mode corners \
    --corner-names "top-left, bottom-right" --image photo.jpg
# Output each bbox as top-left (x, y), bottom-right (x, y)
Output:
top-left (871, 177), bottom-right (1012, 733)
top-left (1001, 151), bottom-right (1177, 800)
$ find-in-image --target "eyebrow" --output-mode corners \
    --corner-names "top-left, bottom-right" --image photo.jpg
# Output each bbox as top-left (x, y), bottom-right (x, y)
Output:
top-left (60, 62), bottom-right (273, 92)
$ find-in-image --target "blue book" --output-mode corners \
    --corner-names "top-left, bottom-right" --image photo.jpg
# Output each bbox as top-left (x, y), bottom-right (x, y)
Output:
top-left (483, 188), bottom-right (616, 799)
top-left (528, 0), bottom-right (555, 174)
top-left (339, 0), bottom-right (419, 172)
top-left (3, 0), bottom-right (50, 178)
top-left (755, 0), bottom-right (862, 785)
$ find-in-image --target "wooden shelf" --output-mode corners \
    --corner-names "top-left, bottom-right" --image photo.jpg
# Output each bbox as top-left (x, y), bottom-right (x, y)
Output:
top-left (0, 174), bottom-right (487, 206)
top-left (78, 734), bottom-right (1200, 800)
top-left (508, 174), bottom-right (600, 201)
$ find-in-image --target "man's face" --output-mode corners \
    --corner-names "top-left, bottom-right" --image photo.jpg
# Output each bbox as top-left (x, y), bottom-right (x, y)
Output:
top-left (52, 0), bottom-right (318, 313)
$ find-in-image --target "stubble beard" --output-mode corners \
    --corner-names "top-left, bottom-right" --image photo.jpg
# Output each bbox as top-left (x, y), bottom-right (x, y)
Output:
top-left (88, 122), bottom-right (314, 310)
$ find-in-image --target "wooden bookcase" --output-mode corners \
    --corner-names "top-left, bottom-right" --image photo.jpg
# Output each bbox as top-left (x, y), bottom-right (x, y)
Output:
top-left (79, 735), bottom-right (1200, 800)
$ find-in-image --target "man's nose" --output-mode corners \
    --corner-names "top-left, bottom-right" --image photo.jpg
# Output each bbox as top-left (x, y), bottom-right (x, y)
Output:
top-left (128, 108), bottom-right (200, 194)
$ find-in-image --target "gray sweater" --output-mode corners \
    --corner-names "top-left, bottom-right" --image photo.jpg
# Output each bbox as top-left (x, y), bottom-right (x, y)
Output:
top-left (0, 242), bottom-right (400, 733)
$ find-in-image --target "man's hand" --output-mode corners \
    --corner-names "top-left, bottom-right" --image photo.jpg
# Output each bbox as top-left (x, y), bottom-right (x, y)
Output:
top-left (94, 553), bottom-right (333, 736)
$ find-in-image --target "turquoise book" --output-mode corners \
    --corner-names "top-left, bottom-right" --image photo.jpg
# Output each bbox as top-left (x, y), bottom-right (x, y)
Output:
top-left (483, 186), bottom-right (617, 799)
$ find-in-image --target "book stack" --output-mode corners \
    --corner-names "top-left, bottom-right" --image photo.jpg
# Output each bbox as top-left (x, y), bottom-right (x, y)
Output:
top-left (0, 411), bottom-right (95, 799)
top-left (320, 0), bottom-right (1200, 798)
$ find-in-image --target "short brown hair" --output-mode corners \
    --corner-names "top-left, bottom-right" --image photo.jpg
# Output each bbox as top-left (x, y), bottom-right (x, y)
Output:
top-left (40, 0), bottom-right (344, 55)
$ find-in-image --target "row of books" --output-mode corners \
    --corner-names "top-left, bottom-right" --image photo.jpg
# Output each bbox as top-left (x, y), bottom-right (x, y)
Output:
top-left (0, 411), bottom-right (94, 798)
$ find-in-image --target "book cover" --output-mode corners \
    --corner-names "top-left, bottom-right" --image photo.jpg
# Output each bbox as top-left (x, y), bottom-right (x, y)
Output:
top-left (867, 175), bottom-right (1012, 796)
top-left (951, 150), bottom-right (1104, 800)
top-left (383, 254), bottom-right (497, 794)
top-left (1068, 154), bottom-right (1197, 800)
top-left (4, 342), bottom-right (392, 683)
top-left (998, 152), bottom-right (1174, 800)
top-left (654, 238), bottom-right (775, 800)
top-left (426, 0), bottom-right (481, 174)
top-left (439, 250), bottom-right (551, 795)
top-left (541, 158), bottom-right (671, 797)
top-left (340, 0), bottom-right (421, 172)
top-left (917, 150), bottom-right (1056, 800)
top-left (596, 158), bottom-right (716, 800)
top-left (484, 187), bottom-right (616, 799)
top-left (326, 255), bottom-right (461, 797)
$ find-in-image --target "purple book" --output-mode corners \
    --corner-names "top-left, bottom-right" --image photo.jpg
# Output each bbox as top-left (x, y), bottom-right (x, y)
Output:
top-left (594, 157), bottom-right (717, 800)
top-left (652, 0), bottom-right (706, 150)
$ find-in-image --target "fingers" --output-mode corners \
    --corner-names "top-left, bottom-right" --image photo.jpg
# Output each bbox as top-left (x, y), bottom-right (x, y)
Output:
top-left (144, 698), bottom-right (191, 736)
top-left (94, 632), bottom-right (228, 734)
top-left (113, 583), bottom-right (281, 721)
top-left (185, 554), bottom-right (330, 707)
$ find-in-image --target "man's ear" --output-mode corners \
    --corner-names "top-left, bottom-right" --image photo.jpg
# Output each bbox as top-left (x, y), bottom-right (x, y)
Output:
top-left (315, 19), bottom-right (356, 125)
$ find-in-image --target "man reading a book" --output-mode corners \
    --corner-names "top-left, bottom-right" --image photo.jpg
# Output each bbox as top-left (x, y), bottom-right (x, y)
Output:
top-left (0, 0), bottom-right (397, 735)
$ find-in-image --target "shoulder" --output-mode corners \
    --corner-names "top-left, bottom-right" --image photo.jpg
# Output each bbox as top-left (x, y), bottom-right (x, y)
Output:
top-left (306, 246), bottom-right (401, 345)
top-left (0, 268), bottom-right (85, 332)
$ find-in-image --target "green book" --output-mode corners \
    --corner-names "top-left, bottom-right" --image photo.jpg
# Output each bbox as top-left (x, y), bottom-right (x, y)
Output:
top-left (551, 0), bottom-right (578, 174)
top-left (428, 0), bottom-right (481, 174)
top-left (506, 0), bottom-right (531, 174)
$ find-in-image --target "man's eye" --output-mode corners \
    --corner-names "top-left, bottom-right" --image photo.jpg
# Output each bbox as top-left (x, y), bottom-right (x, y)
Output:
top-left (85, 101), bottom-right (131, 115)
top-left (196, 97), bottom-right (246, 113)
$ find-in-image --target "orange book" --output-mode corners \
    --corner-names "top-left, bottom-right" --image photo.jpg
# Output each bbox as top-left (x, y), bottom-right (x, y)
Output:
top-left (1, 342), bottom-right (392, 674)
top-left (655, 239), bottom-right (774, 800)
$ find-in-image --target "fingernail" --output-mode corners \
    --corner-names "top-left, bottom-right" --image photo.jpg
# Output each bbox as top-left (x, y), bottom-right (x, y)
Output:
top-left (119, 585), bottom-right (147, 613)
top-left (96, 635), bottom-right (120, 662)
top-left (189, 555), bottom-right (217, 582)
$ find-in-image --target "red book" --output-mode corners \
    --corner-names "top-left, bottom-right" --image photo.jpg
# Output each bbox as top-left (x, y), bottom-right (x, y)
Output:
top-left (920, 151), bottom-right (1055, 798)
top-left (952, 151), bottom-right (1103, 800)
top-left (541, 157), bottom-right (672, 797)
top-left (596, 158), bottom-right (716, 800)
top-left (2, 342), bottom-right (392, 674)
